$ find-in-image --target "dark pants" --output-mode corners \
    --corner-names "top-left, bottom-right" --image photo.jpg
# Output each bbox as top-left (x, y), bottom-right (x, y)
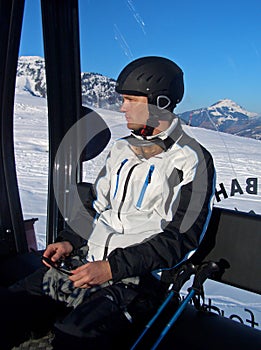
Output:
top-left (1, 268), bottom-right (167, 349)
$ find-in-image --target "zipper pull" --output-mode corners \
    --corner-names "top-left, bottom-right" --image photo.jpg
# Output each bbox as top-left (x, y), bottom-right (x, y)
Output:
top-left (147, 164), bottom-right (155, 183)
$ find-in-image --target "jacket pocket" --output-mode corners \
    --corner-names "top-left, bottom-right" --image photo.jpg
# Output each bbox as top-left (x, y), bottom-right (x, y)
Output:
top-left (136, 165), bottom-right (155, 209)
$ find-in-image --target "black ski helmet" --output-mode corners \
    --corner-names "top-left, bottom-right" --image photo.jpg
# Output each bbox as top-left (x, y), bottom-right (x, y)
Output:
top-left (116, 56), bottom-right (184, 111)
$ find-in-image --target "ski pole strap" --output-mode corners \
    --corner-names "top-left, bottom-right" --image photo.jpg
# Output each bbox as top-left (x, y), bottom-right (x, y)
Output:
top-left (188, 261), bottom-right (219, 310)
top-left (170, 262), bottom-right (197, 293)
top-left (189, 261), bottom-right (220, 309)
top-left (191, 261), bottom-right (220, 293)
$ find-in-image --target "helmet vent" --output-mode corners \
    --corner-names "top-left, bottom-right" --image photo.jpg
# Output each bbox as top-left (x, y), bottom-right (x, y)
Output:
top-left (146, 75), bottom-right (153, 82)
top-left (156, 76), bottom-right (164, 83)
top-left (137, 73), bottom-right (145, 80)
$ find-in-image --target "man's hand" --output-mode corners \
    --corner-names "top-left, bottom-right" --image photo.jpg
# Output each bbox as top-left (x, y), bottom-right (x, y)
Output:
top-left (42, 241), bottom-right (73, 267)
top-left (69, 261), bottom-right (112, 289)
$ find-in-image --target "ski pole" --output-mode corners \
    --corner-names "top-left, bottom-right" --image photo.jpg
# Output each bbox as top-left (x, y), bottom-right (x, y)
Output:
top-left (151, 261), bottom-right (219, 350)
top-left (130, 263), bottom-right (196, 350)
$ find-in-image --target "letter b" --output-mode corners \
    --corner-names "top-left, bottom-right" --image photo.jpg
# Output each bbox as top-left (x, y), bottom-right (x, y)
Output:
top-left (246, 178), bottom-right (258, 195)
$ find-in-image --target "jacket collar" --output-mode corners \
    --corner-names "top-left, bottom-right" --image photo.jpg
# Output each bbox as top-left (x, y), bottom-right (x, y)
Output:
top-left (129, 117), bottom-right (183, 151)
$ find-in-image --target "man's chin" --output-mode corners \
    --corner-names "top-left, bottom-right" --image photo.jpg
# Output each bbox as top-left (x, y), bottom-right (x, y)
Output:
top-left (127, 122), bottom-right (143, 131)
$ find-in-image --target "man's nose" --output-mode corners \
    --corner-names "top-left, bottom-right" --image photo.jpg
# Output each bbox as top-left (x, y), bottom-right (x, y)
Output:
top-left (120, 101), bottom-right (127, 112)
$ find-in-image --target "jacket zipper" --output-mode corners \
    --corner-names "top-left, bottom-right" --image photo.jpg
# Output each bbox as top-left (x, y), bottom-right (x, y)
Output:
top-left (136, 165), bottom-right (155, 208)
top-left (103, 164), bottom-right (138, 260)
top-left (103, 164), bottom-right (154, 259)
top-left (113, 158), bottom-right (128, 198)
top-left (118, 164), bottom-right (138, 220)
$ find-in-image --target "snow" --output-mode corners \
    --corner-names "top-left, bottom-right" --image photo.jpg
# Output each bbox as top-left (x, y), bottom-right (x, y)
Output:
top-left (13, 91), bottom-right (261, 331)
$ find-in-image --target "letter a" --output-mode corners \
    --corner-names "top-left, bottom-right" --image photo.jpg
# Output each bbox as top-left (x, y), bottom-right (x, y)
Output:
top-left (230, 179), bottom-right (243, 196)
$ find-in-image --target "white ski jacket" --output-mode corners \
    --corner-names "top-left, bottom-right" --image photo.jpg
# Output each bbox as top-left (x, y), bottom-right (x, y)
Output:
top-left (59, 118), bottom-right (216, 283)
top-left (86, 119), bottom-right (216, 281)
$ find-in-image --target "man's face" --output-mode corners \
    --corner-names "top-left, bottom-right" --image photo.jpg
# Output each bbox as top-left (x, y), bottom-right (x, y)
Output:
top-left (120, 94), bottom-right (149, 130)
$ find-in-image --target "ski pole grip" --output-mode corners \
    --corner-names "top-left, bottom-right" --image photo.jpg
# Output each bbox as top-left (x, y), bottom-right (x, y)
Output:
top-left (192, 261), bottom-right (219, 292)
top-left (171, 263), bottom-right (196, 292)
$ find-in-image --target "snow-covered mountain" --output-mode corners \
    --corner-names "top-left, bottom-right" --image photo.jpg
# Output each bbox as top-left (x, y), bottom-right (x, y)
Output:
top-left (16, 56), bottom-right (47, 97)
top-left (16, 56), bottom-right (260, 140)
top-left (179, 99), bottom-right (261, 140)
top-left (16, 56), bottom-right (122, 110)
top-left (81, 72), bottom-right (121, 110)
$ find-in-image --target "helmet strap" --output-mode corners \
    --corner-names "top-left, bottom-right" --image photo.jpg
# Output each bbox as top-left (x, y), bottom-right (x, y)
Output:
top-left (133, 113), bottom-right (160, 138)
top-left (140, 125), bottom-right (155, 137)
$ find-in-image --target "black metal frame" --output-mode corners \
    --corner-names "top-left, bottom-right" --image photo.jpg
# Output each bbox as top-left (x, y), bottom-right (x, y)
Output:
top-left (41, 0), bottom-right (83, 244)
top-left (0, 0), bottom-right (27, 254)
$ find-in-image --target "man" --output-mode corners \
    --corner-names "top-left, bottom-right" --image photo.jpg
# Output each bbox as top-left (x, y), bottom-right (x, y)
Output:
top-left (3, 56), bottom-right (215, 349)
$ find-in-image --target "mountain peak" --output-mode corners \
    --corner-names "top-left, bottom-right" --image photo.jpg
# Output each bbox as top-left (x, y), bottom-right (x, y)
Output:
top-left (210, 99), bottom-right (257, 118)
top-left (179, 98), bottom-right (260, 140)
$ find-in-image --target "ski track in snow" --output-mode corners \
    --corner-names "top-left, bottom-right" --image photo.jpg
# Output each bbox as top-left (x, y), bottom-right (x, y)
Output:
top-left (13, 93), bottom-right (261, 330)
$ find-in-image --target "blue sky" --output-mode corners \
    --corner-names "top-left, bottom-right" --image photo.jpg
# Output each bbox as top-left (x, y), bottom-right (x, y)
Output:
top-left (19, 0), bottom-right (261, 114)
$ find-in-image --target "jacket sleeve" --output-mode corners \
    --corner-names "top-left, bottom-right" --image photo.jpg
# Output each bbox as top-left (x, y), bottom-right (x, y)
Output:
top-left (56, 226), bottom-right (87, 251)
top-left (108, 146), bottom-right (216, 282)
